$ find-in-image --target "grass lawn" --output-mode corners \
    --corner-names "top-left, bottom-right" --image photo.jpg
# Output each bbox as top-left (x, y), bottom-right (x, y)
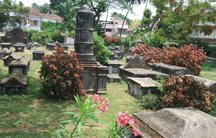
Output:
top-left (0, 48), bottom-right (142, 137)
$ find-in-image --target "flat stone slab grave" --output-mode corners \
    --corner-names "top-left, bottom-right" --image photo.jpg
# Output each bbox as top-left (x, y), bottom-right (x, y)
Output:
top-left (119, 68), bottom-right (168, 81)
top-left (148, 63), bottom-right (195, 75)
top-left (108, 60), bottom-right (123, 74)
top-left (186, 75), bottom-right (216, 93)
top-left (127, 77), bottom-right (161, 98)
top-left (107, 74), bottom-right (121, 83)
top-left (131, 108), bottom-right (216, 138)
top-left (32, 50), bottom-right (45, 60)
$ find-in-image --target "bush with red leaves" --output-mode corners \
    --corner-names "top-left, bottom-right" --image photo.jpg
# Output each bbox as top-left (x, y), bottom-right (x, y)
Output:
top-left (39, 47), bottom-right (85, 99)
top-left (162, 76), bottom-right (215, 112)
top-left (132, 44), bottom-right (162, 63)
top-left (104, 35), bottom-right (121, 46)
top-left (132, 44), bottom-right (207, 75)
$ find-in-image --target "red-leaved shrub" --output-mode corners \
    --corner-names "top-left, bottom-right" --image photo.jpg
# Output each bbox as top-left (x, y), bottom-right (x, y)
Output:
top-left (162, 76), bottom-right (215, 112)
top-left (132, 44), bottom-right (162, 63)
top-left (132, 44), bottom-right (207, 75)
top-left (163, 44), bottom-right (207, 75)
top-left (39, 47), bottom-right (85, 99)
top-left (104, 35), bottom-right (121, 46)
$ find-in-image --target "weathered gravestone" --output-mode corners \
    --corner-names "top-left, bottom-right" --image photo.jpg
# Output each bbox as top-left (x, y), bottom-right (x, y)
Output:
top-left (119, 54), bottom-right (168, 80)
top-left (46, 43), bottom-right (56, 50)
top-left (186, 75), bottom-right (216, 93)
top-left (0, 73), bottom-right (27, 94)
top-left (131, 108), bottom-right (216, 138)
top-left (107, 74), bottom-right (121, 83)
top-left (0, 48), bottom-right (12, 59)
top-left (108, 60), bottom-right (123, 74)
top-left (3, 54), bottom-right (21, 66)
top-left (148, 63), bottom-right (195, 76)
top-left (55, 42), bottom-right (69, 50)
top-left (1, 43), bottom-right (11, 49)
top-left (14, 42), bottom-right (26, 52)
top-left (2, 28), bottom-right (28, 45)
top-left (74, 5), bottom-right (108, 93)
top-left (9, 57), bottom-right (30, 75)
top-left (32, 50), bottom-right (45, 60)
top-left (127, 77), bottom-right (161, 98)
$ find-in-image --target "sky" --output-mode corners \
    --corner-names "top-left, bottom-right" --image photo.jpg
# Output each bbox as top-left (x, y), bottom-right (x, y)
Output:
top-left (17, 0), bottom-right (157, 20)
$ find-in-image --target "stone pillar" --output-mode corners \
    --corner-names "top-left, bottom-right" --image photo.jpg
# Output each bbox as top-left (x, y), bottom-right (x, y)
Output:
top-left (75, 5), bottom-right (108, 93)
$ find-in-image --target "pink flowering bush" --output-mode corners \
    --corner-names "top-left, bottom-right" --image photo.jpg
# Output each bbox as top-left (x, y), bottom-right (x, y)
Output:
top-left (108, 112), bottom-right (141, 137)
top-left (92, 94), bottom-right (109, 112)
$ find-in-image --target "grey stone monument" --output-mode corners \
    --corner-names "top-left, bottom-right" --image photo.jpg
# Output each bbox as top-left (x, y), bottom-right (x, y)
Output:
top-left (75, 5), bottom-right (108, 93)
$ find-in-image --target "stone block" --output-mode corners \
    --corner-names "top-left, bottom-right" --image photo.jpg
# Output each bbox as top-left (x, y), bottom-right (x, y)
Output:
top-left (32, 50), bottom-right (45, 60)
top-left (108, 60), bottom-right (123, 74)
top-left (132, 108), bottom-right (216, 138)
top-left (14, 42), bottom-right (26, 52)
top-left (124, 54), bottom-right (150, 69)
top-left (127, 77), bottom-right (160, 98)
top-left (0, 48), bottom-right (12, 59)
top-left (9, 57), bottom-right (30, 75)
top-left (107, 74), bottom-right (121, 83)
top-left (3, 54), bottom-right (21, 66)
top-left (148, 63), bottom-right (195, 75)
top-left (1, 43), bottom-right (11, 49)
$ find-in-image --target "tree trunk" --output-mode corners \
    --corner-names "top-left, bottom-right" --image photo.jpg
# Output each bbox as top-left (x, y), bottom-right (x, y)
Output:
top-left (104, 1), bottom-right (112, 32)
top-left (140, 0), bottom-right (148, 30)
top-left (120, 4), bottom-right (132, 37)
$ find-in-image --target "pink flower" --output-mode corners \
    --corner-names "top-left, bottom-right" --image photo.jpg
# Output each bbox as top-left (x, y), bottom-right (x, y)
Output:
top-left (92, 94), bottom-right (109, 112)
top-left (132, 128), bottom-right (140, 137)
top-left (116, 112), bottom-right (132, 127)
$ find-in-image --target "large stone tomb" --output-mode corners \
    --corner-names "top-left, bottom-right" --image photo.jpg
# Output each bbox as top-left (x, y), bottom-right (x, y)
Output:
top-left (0, 73), bottom-right (27, 94)
top-left (3, 54), bottom-right (21, 66)
top-left (131, 108), bottom-right (216, 138)
top-left (2, 28), bottom-right (28, 45)
top-left (9, 57), bottom-right (30, 75)
top-left (119, 55), bottom-right (168, 80)
top-left (127, 77), bottom-right (161, 98)
top-left (186, 75), bottom-right (216, 93)
top-left (107, 74), bottom-right (121, 83)
top-left (148, 63), bottom-right (195, 75)
top-left (74, 5), bottom-right (108, 93)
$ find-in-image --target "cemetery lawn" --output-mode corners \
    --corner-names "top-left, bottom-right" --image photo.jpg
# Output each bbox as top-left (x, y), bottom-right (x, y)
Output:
top-left (0, 49), bottom-right (141, 137)
top-left (0, 49), bottom-right (216, 137)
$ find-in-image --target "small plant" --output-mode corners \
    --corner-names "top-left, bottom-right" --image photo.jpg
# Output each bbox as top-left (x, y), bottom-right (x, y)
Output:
top-left (104, 35), bottom-right (121, 46)
top-left (108, 112), bottom-right (140, 138)
top-left (56, 94), bottom-right (109, 137)
top-left (162, 76), bottom-right (215, 112)
top-left (39, 47), bottom-right (85, 99)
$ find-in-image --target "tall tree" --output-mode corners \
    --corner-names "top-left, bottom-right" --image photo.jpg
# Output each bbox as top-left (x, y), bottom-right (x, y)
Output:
top-left (32, 3), bottom-right (50, 14)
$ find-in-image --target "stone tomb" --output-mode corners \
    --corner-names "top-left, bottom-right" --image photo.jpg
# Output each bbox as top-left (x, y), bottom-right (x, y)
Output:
top-left (55, 42), bottom-right (69, 50)
top-left (74, 5), bottom-right (108, 93)
top-left (186, 75), bottom-right (216, 93)
top-left (107, 74), bottom-right (121, 83)
top-left (108, 60), bottom-right (123, 74)
top-left (119, 55), bottom-right (168, 80)
top-left (113, 50), bottom-right (124, 59)
top-left (32, 50), bottom-right (45, 60)
top-left (14, 42), bottom-right (26, 52)
top-left (131, 108), bottom-right (216, 138)
top-left (0, 73), bottom-right (27, 94)
top-left (3, 54), bottom-right (21, 66)
top-left (0, 48), bottom-right (12, 59)
top-left (127, 77), bottom-right (160, 98)
top-left (2, 28), bottom-right (28, 45)
top-left (9, 57), bottom-right (30, 75)
top-left (46, 43), bottom-right (56, 50)
top-left (1, 43), bottom-right (11, 49)
top-left (148, 63), bottom-right (195, 76)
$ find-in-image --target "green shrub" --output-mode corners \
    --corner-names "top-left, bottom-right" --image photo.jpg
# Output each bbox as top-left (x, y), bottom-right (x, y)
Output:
top-left (28, 30), bottom-right (52, 45)
top-left (39, 47), bottom-right (85, 99)
top-left (162, 76), bottom-right (215, 112)
top-left (93, 32), bottom-right (112, 64)
top-left (141, 92), bottom-right (161, 110)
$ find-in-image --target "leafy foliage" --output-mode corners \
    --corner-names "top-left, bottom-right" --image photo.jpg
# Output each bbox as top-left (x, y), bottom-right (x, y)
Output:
top-left (132, 43), bottom-right (162, 63)
top-left (132, 44), bottom-right (207, 74)
top-left (141, 92), bottom-right (160, 110)
top-left (93, 32), bottom-right (112, 64)
top-left (104, 35), bottom-right (121, 46)
top-left (39, 47), bottom-right (85, 99)
top-left (162, 76), bottom-right (215, 112)
top-left (28, 30), bottom-right (52, 45)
